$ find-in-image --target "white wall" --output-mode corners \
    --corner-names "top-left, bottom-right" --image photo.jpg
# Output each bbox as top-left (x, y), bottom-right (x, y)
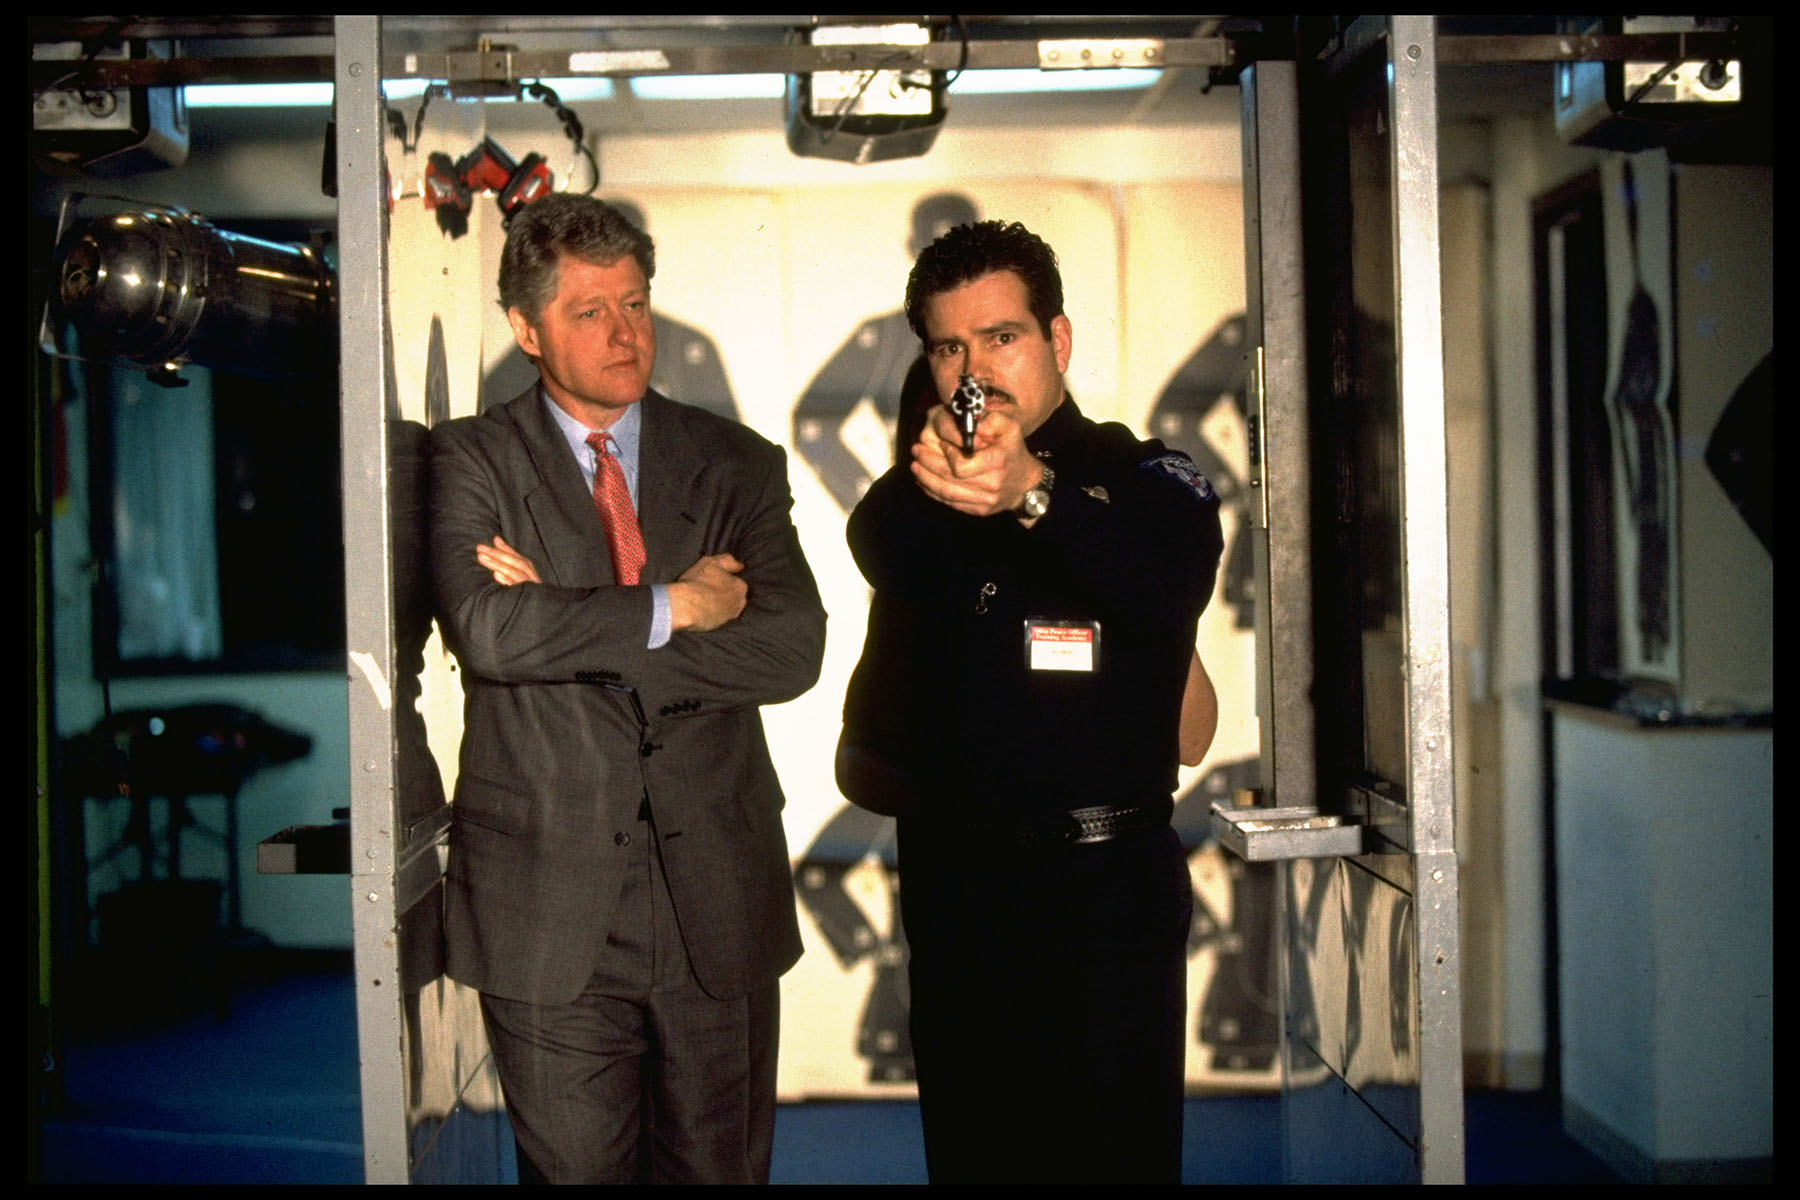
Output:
top-left (1487, 111), bottom-right (1610, 1086)
top-left (1485, 107), bottom-right (1773, 1142)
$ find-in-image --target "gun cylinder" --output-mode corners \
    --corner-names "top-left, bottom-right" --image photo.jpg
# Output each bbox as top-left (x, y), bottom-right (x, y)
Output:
top-left (951, 373), bottom-right (985, 456)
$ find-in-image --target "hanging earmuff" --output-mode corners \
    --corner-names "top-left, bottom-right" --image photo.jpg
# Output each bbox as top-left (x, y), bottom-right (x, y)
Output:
top-left (522, 80), bottom-right (598, 196)
top-left (390, 77), bottom-right (595, 237)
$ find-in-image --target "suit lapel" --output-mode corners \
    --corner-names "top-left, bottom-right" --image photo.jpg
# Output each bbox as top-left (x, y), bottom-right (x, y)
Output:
top-left (636, 392), bottom-right (707, 583)
top-left (508, 387), bottom-right (616, 586)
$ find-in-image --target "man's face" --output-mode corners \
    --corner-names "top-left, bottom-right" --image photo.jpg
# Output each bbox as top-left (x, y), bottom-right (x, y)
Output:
top-left (507, 253), bottom-right (656, 428)
top-left (920, 269), bottom-right (1071, 438)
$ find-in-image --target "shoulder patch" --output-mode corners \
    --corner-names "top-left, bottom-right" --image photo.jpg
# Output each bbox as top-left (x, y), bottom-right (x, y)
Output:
top-left (1141, 452), bottom-right (1217, 502)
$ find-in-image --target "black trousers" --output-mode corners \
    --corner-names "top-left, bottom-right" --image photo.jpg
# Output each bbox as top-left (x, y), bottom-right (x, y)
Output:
top-left (479, 806), bottom-right (780, 1185)
top-left (897, 821), bottom-right (1192, 1185)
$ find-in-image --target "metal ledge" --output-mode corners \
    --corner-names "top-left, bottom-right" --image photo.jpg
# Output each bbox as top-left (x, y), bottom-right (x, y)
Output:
top-left (257, 821), bottom-right (350, 874)
top-left (1211, 802), bottom-right (1365, 861)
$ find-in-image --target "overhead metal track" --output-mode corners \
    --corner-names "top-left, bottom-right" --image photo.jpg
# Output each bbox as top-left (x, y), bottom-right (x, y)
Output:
top-left (30, 35), bottom-right (1238, 91)
top-left (29, 28), bottom-right (1748, 91)
top-left (1435, 31), bottom-right (1742, 64)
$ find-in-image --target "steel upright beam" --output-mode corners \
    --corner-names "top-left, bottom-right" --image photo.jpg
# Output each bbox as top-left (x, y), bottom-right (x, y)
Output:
top-left (334, 14), bottom-right (409, 1185)
top-left (1387, 14), bottom-right (1464, 1184)
top-left (1240, 58), bottom-right (1316, 814)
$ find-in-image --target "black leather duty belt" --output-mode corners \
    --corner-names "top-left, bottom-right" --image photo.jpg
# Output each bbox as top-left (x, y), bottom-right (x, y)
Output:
top-left (1016, 803), bottom-right (1168, 846)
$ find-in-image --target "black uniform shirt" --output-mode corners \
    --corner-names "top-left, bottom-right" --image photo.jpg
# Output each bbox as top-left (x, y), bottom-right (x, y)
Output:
top-left (844, 398), bottom-right (1224, 820)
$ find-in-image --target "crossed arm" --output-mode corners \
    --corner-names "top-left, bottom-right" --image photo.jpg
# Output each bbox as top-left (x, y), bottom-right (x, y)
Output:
top-left (430, 424), bottom-right (826, 711)
top-left (476, 536), bottom-right (749, 633)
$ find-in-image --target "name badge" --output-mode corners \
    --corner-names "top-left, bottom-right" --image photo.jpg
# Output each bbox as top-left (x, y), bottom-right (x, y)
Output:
top-left (1024, 619), bottom-right (1101, 673)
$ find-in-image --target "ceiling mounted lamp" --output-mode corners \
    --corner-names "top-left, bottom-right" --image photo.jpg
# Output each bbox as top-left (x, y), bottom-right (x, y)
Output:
top-left (785, 22), bottom-right (948, 165)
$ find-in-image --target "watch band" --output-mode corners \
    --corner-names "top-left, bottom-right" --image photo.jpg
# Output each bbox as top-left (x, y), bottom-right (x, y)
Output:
top-left (1019, 460), bottom-right (1055, 518)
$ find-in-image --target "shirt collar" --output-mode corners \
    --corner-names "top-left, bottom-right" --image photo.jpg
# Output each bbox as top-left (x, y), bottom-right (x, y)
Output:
top-left (542, 388), bottom-right (643, 465)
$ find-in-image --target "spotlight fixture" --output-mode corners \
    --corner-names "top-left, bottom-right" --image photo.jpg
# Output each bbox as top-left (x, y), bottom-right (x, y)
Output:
top-left (1553, 15), bottom-right (1767, 161)
top-left (48, 205), bottom-right (335, 385)
top-left (786, 23), bottom-right (947, 165)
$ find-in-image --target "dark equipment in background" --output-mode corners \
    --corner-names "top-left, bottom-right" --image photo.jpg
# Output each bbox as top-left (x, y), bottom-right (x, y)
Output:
top-left (67, 704), bottom-right (313, 801)
top-left (65, 704), bottom-right (313, 921)
top-left (49, 205), bottom-right (336, 387)
top-left (31, 35), bottom-right (189, 176)
top-left (62, 705), bottom-right (313, 1024)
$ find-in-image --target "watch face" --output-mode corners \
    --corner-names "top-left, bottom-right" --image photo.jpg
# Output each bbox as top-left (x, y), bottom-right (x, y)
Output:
top-left (1022, 459), bottom-right (1053, 518)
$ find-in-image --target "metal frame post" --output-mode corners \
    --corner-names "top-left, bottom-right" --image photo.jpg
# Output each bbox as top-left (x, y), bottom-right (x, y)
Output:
top-left (333, 14), bottom-right (409, 1185)
top-left (1388, 14), bottom-right (1464, 1184)
top-left (1241, 57), bottom-right (1317, 813)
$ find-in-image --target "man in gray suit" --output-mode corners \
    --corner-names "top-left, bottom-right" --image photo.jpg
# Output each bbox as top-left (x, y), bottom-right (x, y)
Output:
top-left (428, 194), bottom-right (827, 1183)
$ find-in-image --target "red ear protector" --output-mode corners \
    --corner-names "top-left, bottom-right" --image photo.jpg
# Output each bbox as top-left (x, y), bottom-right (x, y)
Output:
top-left (390, 79), bottom-right (589, 238)
top-left (426, 139), bottom-right (554, 237)
top-left (498, 153), bottom-right (552, 221)
top-left (456, 137), bottom-right (518, 195)
top-left (423, 150), bottom-right (473, 237)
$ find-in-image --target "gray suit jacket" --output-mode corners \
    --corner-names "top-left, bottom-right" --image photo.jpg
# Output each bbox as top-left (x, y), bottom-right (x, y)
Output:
top-left (429, 387), bottom-right (826, 1004)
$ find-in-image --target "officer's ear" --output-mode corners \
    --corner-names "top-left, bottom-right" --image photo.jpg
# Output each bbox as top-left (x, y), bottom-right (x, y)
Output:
top-left (1051, 313), bottom-right (1072, 375)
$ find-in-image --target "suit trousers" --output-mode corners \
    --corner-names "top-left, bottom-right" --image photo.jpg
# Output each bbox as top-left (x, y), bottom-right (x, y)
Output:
top-left (898, 822), bottom-right (1192, 1185)
top-left (478, 802), bottom-right (780, 1184)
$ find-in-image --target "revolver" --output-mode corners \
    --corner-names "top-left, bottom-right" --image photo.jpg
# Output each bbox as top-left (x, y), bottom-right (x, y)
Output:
top-left (949, 373), bottom-right (986, 456)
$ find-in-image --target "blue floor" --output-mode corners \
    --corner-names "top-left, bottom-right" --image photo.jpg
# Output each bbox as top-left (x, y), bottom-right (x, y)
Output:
top-left (34, 951), bottom-right (1625, 1185)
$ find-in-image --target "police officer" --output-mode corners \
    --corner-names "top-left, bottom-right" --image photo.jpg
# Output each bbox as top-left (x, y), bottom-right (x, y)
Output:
top-left (838, 220), bottom-right (1224, 1184)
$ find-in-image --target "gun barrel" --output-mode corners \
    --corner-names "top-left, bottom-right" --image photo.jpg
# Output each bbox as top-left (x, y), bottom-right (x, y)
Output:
top-left (956, 412), bottom-right (978, 454)
top-left (951, 374), bottom-right (985, 456)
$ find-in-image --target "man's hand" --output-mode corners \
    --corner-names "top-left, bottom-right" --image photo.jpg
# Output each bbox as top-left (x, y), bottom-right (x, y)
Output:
top-left (476, 535), bottom-right (542, 586)
top-left (668, 554), bottom-right (747, 632)
top-left (910, 404), bottom-right (1045, 522)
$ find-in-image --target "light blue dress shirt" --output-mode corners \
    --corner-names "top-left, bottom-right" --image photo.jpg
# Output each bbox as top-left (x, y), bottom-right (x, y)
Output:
top-left (542, 391), bottom-right (674, 648)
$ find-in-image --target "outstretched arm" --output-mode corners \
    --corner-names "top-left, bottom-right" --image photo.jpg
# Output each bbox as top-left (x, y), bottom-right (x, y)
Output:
top-left (431, 424), bottom-right (655, 685)
top-left (855, 410), bottom-right (1223, 632)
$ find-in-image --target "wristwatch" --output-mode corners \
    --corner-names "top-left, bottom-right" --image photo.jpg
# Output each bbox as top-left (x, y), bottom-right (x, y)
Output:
top-left (1018, 461), bottom-right (1055, 519)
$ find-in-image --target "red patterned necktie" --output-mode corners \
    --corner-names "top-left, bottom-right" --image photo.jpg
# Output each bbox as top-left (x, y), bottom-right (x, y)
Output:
top-left (587, 431), bottom-right (645, 585)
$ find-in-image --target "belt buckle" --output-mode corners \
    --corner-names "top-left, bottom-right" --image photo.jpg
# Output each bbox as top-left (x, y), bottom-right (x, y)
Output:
top-left (1068, 805), bottom-right (1116, 845)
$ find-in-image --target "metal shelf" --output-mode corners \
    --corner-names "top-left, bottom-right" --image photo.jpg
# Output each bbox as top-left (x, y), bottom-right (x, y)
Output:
top-left (1210, 803), bottom-right (1364, 861)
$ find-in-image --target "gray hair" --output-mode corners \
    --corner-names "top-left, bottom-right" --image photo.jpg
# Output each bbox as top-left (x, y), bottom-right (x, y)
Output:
top-left (497, 194), bottom-right (655, 322)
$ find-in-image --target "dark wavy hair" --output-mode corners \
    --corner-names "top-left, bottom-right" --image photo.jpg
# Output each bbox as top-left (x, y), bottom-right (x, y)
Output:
top-left (903, 219), bottom-right (1064, 342)
top-left (497, 194), bottom-right (655, 322)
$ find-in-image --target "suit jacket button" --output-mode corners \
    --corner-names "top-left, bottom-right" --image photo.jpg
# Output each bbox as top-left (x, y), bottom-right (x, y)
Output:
top-left (614, 832), bottom-right (631, 847)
